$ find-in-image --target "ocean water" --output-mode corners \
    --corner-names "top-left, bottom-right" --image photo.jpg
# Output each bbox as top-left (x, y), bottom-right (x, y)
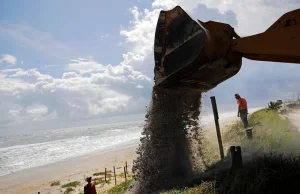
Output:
top-left (0, 121), bottom-right (144, 176)
top-left (0, 108), bottom-right (261, 176)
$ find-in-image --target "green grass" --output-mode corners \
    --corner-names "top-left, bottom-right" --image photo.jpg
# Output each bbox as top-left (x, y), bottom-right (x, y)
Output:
top-left (93, 170), bottom-right (112, 176)
top-left (107, 179), bottom-right (134, 194)
top-left (118, 172), bottom-right (132, 178)
top-left (163, 153), bottom-right (300, 194)
top-left (162, 182), bottom-right (216, 194)
top-left (50, 180), bottom-right (60, 186)
top-left (218, 153), bottom-right (300, 194)
top-left (61, 181), bottom-right (81, 188)
top-left (63, 187), bottom-right (74, 194)
top-left (162, 108), bottom-right (300, 194)
top-left (93, 177), bottom-right (103, 185)
top-left (223, 109), bottom-right (300, 154)
top-left (93, 172), bottom-right (105, 176)
top-left (106, 178), bottom-right (112, 184)
top-left (118, 172), bottom-right (125, 178)
top-left (78, 191), bottom-right (83, 194)
top-left (93, 177), bottom-right (111, 185)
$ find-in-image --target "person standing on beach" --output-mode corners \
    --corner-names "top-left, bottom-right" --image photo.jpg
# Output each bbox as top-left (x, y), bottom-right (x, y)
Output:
top-left (235, 94), bottom-right (249, 128)
top-left (84, 177), bottom-right (97, 194)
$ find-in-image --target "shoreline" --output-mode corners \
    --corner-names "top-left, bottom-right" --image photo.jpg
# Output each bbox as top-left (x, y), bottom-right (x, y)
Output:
top-left (0, 138), bottom-right (140, 177)
top-left (0, 144), bottom-right (139, 194)
top-left (0, 123), bottom-right (237, 194)
top-left (0, 108), bottom-right (262, 194)
top-left (0, 141), bottom-right (139, 177)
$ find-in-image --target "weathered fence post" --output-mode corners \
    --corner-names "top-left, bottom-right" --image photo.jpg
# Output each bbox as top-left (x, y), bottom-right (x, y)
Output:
top-left (246, 127), bottom-right (253, 140)
top-left (124, 166), bottom-right (127, 182)
top-left (113, 166), bottom-right (116, 185)
top-left (246, 127), bottom-right (254, 160)
top-left (125, 161), bottom-right (128, 174)
top-left (230, 146), bottom-right (243, 174)
top-left (210, 96), bottom-right (225, 160)
top-left (105, 168), bottom-right (107, 182)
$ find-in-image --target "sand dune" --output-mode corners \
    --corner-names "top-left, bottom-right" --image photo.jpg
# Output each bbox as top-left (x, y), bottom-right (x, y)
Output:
top-left (286, 110), bottom-right (300, 131)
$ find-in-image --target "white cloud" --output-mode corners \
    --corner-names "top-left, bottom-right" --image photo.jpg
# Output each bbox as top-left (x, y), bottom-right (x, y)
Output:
top-left (26, 104), bottom-right (49, 121)
top-left (120, 0), bottom-right (300, 76)
top-left (100, 33), bottom-right (110, 39)
top-left (119, 0), bottom-right (300, 76)
top-left (68, 58), bottom-right (151, 83)
top-left (1, 0), bottom-right (300, 130)
top-left (26, 104), bottom-right (48, 115)
top-left (136, 84), bottom-right (144, 89)
top-left (62, 72), bottom-right (79, 79)
top-left (0, 72), bottom-right (34, 94)
top-left (118, 0), bottom-right (300, 110)
top-left (42, 64), bottom-right (60, 68)
top-left (8, 68), bottom-right (54, 84)
top-left (0, 68), bottom-right (129, 122)
top-left (67, 58), bottom-right (106, 74)
top-left (152, 0), bottom-right (300, 35)
top-left (0, 54), bottom-right (17, 65)
top-left (194, 0), bottom-right (299, 35)
top-left (120, 6), bottom-right (161, 73)
top-left (0, 56), bottom-right (152, 128)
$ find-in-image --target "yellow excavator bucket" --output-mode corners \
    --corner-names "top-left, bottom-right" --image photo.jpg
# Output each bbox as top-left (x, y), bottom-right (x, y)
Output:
top-left (153, 6), bottom-right (300, 92)
top-left (153, 6), bottom-right (242, 92)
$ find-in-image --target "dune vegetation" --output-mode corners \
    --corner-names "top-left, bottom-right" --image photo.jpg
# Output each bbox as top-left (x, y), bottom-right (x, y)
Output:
top-left (107, 107), bottom-right (300, 193)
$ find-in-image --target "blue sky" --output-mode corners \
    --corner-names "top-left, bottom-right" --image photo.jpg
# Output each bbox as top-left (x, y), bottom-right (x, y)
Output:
top-left (0, 0), bottom-right (300, 132)
top-left (0, 0), bottom-right (142, 73)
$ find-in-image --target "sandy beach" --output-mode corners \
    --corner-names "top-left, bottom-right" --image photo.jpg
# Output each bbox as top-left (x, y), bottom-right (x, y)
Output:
top-left (0, 145), bottom-right (138, 194)
top-left (0, 115), bottom-right (239, 194)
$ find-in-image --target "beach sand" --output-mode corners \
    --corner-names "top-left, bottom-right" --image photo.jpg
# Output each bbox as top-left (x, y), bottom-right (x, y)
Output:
top-left (0, 116), bottom-right (239, 194)
top-left (0, 145), bottom-right (138, 194)
top-left (286, 110), bottom-right (300, 131)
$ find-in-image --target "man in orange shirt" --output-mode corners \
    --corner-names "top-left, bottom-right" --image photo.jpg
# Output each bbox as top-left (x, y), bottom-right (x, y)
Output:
top-left (235, 94), bottom-right (248, 128)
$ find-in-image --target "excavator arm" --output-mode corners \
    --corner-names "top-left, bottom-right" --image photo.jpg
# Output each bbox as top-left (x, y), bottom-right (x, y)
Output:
top-left (232, 9), bottom-right (300, 64)
top-left (153, 6), bottom-right (300, 92)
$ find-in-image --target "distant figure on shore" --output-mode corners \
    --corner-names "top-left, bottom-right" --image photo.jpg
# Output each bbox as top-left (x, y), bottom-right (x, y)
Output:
top-left (84, 177), bottom-right (97, 194)
top-left (235, 94), bottom-right (248, 128)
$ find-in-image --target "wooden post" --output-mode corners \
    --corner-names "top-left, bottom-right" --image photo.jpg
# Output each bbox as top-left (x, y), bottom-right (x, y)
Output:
top-left (246, 127), bottom-right (253, 140)
top-left (231, 146), bottom-right (236, 158)
top-left (236, 146), bottom-right (243, 168)
top-left (113, 166), bottom-right (116, 185)
top-left (105, 168), bottom-right (107, 182)
top-left (125, 161), bottom-right (128, 174)
top-left (124, 166), bottom-right (127, 182)
top-left (230, 146), bottom-right (243, 174)
top-left (210, 96), bottom-right (225, 160)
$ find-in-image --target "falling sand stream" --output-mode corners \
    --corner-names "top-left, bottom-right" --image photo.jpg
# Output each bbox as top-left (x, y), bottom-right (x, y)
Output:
top-left (132, 88), bottom-right (204, 193)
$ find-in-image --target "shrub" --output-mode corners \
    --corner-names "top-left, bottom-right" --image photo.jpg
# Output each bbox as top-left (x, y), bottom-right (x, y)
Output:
top-left (61, 181), bottom-right (81, 188)
top-left (50, 180), bottom-right (60, 186)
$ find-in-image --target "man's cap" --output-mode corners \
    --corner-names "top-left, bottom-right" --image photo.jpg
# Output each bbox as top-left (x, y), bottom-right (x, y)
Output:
top-left (86, 177), bottom-right (92, 182)
top-left (235, 94), bottom-right (240, 98)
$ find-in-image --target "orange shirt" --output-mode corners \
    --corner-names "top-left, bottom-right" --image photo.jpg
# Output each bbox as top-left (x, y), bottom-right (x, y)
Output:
top-left (237, 98), bottom-right (247, 110)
